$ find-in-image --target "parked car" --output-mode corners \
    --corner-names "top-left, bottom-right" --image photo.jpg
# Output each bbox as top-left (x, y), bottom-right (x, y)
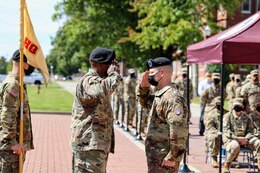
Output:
top-left (0, 73), bottom-right (43, 85)
top-left (24, 72), bottom-right (44, 85)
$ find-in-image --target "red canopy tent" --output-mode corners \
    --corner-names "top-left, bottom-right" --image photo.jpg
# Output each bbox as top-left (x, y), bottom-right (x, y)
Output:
top-left (185, 12), bottom-right (260, 173)
top-left (187, 11), bottom-right (260, 64)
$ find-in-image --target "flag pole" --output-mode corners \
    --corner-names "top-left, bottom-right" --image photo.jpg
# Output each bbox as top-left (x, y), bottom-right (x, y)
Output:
top-left (19, 0), bottom-right (25, 172)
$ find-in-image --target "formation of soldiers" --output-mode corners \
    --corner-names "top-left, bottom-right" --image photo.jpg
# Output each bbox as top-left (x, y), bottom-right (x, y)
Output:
top-left (113, 67), bottom-right (260, 173)
top-left (202, 69), bottom-right (260, 173)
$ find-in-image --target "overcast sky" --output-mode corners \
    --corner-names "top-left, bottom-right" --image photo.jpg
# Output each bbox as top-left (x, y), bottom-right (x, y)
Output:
top-left (0, 0), bottom-right (62, 59)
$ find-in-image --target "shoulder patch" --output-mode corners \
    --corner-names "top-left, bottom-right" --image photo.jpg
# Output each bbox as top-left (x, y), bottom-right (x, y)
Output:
top-left (9, 88), bottom-right (18, 97)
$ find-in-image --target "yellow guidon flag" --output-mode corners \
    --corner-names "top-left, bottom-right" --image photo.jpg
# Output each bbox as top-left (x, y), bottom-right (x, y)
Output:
top-left (23, 1), bottom-right (50, 84)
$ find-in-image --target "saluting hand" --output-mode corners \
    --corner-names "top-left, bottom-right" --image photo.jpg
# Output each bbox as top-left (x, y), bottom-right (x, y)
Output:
top-left (140, 71), bottom-right (150, 88)
top-left (107, 61), bottom-right (120, 74)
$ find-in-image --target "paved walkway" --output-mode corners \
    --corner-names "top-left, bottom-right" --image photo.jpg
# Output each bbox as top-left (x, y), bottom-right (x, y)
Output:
top-left (23, 81), bottom-right (256, 173)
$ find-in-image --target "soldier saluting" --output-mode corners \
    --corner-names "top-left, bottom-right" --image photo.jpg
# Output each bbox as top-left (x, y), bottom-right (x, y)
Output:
top-left (71, 47), bottom-right (122, 173)
top-left (138, 57), bottom-right (189, 173)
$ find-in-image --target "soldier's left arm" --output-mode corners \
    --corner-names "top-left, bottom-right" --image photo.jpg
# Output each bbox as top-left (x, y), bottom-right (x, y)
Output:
top-left (245, 116), bottom-right (254, 140)
top-left (164, 96), bottom-right (189, 162)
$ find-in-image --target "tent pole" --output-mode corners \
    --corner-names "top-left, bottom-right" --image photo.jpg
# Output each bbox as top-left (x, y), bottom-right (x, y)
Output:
top-left (218, 64), bottom-right (225, 173)
top-left (179, 65), bottom-right (194, 173)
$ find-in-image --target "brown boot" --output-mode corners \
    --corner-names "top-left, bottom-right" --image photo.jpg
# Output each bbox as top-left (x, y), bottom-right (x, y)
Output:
top-left (223, 162), bottom-right (231, 173)
top-left (212, 156), bottom-right (218, 168)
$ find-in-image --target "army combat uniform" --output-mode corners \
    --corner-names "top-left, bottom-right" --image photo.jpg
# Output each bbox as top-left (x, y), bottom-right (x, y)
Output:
top-left (240, 70), bottom-right (260, 112)
top-left (249, 97), bottom-right (260, 169)
top-left (0, 73), bottom-right (34, 173)
top-left (113, 80), bottom-right (123, 124)
top-left (138, 83), bottom-right (189, 173)
top-left (71, 68), bottom-right (121, 173)
top-left (123, 69), bottom-right (137, 128)
top-left (222, 98), bottom-right (257, 172)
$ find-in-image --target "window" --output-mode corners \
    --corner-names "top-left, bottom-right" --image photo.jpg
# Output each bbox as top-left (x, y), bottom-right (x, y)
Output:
top-left (241, 0), bottom-right (251, 14)
top-left (257, 0), bottom-right (260, 11)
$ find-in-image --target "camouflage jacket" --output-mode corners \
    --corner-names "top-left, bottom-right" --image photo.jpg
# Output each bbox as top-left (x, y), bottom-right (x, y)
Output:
top-left (226, 81), bottom-right (235, 101)
top-left (249, 111), bottom-right (260, 138)
top-left (240, 82), bottom-right (260, 110)
top-left (138, 84), bottom-right (189, 162)
top-left (71, 69), bottom-right (121, 153)
top-left (123, 76), bottom-right (136, 100)
top-left (175, 77), bottom-right (193, 100)
top-left (223, 110), bottom-right (254, 145)
top-left (204, 108), bottom-right (220, 136)
top-left (200, 84), bottom-right (221, 111)
top-left (0, 73), bottom-right (34, 151)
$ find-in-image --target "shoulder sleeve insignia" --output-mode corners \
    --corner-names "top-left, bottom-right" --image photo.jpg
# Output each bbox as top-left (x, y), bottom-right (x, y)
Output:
top-left (9, 88), bottom-right (18, 97)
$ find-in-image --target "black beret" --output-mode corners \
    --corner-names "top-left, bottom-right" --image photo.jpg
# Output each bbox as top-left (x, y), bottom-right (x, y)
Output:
top-left (146, 57), bottom-right (171, 69)
top-left (12, 49), bottom-right (27, 62)
top-left (89, 47), bottom-right (115, 64)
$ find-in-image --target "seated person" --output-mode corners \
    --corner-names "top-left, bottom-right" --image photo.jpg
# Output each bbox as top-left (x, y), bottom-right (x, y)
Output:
top-left (222, 98), bottom-right (254, 173)
top-left (249, 97), bottom-right (260, 170)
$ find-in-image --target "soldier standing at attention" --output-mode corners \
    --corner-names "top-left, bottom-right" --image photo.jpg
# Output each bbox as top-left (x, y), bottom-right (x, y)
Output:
top-left (241, 69), bottom-right (260, 112)
top-left (222, 98), bottom-right (255, 173)
top-left (71, 47), bottom-right (121, 173)
top-left (200, 73), bottom-right (222, 121)
top-left (226, 73), bottom-right (235, 101)
top-left (204, 96), bottom-right (228, 168)
top-left (123, 68), bottom-right (137, 130)
top-left (248, 96), bottom-right (260, 170)
top-left (138, 57), bottom-right (189, 173)
top-left (234, 74), bottom-right (242, 98)
top-left (113, 79), bottom-right (123, 125)
top-left (0, 50), bottom-right (34, 172)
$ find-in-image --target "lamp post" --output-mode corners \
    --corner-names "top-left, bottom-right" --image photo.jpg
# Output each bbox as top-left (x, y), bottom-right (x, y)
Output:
top-left (50, 65), bottom-right (54, 82)
top-left (203, 25), bottom-right (211, 39)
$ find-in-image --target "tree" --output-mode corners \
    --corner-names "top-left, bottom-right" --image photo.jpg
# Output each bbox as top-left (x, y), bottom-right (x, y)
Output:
top-left (128, 0), bottom-right (241, 60)
top-left (48, 0), bottom-right (147, 76)
top-left (0, 56), bottom-right (8, 74)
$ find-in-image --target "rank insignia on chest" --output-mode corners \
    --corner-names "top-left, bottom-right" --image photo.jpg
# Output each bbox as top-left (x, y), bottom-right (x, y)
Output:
top-left (175, 108), bottom-right (181, 115)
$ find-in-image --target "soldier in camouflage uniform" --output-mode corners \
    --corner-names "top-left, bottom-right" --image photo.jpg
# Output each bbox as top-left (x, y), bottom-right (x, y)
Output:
top-left (175, 67), bottom-right (193, 101)
top-left (113, 80), bottom-right (123, 125)
top-left (241, 69), bottom-right (260, 112)
top-left (0, 50), bottom-right (34, 173)
top-left (138, 57), bottom-right (189, 173)
top-left (249, 96), bottom-right (260, 170)
top-left (222, 98), bottom-right (256, 173)
top-left (234, 74), bottom-right (242, 98)
top-left (123, 68), bottom-right (137, 130)
top-left (200, 73), bottom-right (222, 122)
top-left (71, 47), bottom-right (121, 173)
top-left (241, 74), bottom-right (251, 86)
top-left (226, 73), bottom-right (235, 101)
top-left (204, 96), bottom-right (227, 168)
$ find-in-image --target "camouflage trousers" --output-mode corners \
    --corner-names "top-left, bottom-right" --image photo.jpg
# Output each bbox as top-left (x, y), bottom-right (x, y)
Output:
top-left (113, 95), bottom-right (120, 121)
top-left (124, 97), bottom-right (136, 125)
top-left (206, 134), bottom-right (220, 157)
top-left (146, 147), bottom-right (182, 173)
top-left (147, 158), bottom-right (180, 173)
top-left (72, 150), bottom-right (108, 173)
top-left (0, 150), bottom-right (26, 173)
top-left (225, 140), bottom-right (260, 163)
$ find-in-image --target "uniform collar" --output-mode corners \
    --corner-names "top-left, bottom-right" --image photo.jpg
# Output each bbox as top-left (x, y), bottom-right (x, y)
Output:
top-left (155, 85), bottom-right (171, 97)
top-left (8, 72), bottom-right (20, 81)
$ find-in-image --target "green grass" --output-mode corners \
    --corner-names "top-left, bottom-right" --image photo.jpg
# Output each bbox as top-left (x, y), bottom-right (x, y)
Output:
top-left (27, 82), bottom-right (74, 112)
